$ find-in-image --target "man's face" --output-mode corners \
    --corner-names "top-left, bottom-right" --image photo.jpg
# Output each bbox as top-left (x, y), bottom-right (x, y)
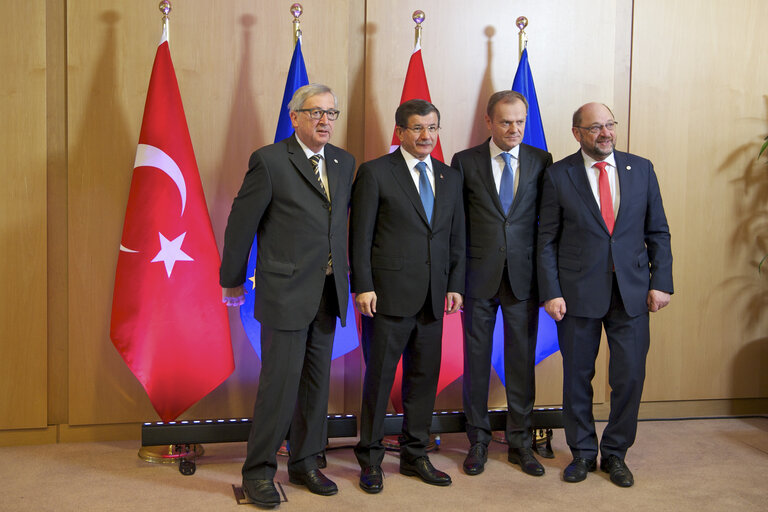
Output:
top-left (290, 92), bottom-right (336, 153)
top-left (572, 103), bottom-right (617, 160)
top-left (396, 112), bottom-right (439, 161)
top-left (486, 100), bottom-right (527, 151)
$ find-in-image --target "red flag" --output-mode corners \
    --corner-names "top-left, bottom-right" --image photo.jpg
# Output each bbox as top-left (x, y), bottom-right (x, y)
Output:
top-left (110, 26), bottom-right (234, 422)
top-left (387, 42), bottom-right (462, 412)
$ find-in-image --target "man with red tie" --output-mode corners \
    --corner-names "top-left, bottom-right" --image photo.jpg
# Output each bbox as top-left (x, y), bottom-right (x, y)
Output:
top-left (537, 102), bottom-right (673, 487)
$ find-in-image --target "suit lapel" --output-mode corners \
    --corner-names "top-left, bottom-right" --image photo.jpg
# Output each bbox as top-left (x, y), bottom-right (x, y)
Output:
top-left (325, 144), bottom-right (340, 203)
top-left (510, 145), bottom-right (534, 215)
top-left (564, 151), bottom-right (607, 232)
top-left (613, 151), bottom-right (630, 227)
top-left (389, 149), bottom-right (431, 228)
top-left (287, 134), bottom-right (327, 199)
top-left (474, 143), bottom-right (505, 216)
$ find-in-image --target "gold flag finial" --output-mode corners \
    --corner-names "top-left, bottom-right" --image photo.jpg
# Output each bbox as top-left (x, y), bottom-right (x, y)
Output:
top-left (412, 10), bottom-right (425, 48)
top-left (159, 1), bottom-right (171, 40)
top-left (516, 16), bottom-right (528, 60)
top-left (291, 3), bottom-right (303, 44)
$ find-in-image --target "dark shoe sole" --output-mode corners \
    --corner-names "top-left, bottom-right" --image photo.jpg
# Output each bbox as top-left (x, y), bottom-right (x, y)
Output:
top-left (359, 481), bottom-right (383, 494)
top-left (600, 467), bottom-right (634, 487)
top-left (399, 467), bottom-right (452, 486)
top-left (242, 488), bottom-right (280, 508)
top-left (462, 464), bottom-right (484, 476)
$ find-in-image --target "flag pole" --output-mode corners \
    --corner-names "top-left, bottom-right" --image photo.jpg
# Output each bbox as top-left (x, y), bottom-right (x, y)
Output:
top-left (291, 3), bottom-right (303, 44)
top-left (516, 16), bottom-right (528, 60)
top-left (412, 10), bottom-right (424, 48)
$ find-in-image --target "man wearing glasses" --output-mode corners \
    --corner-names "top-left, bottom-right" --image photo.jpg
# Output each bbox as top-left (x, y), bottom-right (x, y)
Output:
top-left (450, 90), bottom-right (553, 478)
top-left (350, 99), bottom-right (465, 493)
top-left (220, 84), bottom-right (355, 507)
top-left (537, 102), bottom-right (673, 487)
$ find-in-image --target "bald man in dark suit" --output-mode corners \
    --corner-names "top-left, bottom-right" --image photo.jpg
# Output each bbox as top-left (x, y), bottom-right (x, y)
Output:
top-left (537, 102), bottom-right (673, 487)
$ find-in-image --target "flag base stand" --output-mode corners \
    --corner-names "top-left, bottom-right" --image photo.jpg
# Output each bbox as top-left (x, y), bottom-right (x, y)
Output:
top-left (138, 443), bottom-right (204, 475)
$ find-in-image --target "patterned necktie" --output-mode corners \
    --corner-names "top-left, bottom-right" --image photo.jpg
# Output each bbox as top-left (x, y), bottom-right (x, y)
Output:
top-left (310, 154), bottom-right (333, 274)
top-left (499, 152), bottom-right (515, 214)
top-left (416, 161), bottom-right (434, 224)
top-left (309, 154), bottom-right (329, 200)
top-left (594, 161), bottom-right (614, 234)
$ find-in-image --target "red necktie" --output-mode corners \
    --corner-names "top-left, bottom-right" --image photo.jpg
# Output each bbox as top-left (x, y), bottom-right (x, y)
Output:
top-left (594, 161), bottom-right (614, 234)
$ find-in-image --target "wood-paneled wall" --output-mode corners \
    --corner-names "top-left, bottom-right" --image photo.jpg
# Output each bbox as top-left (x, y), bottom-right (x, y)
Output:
top-left (1, 0), bottom-right (766, 444)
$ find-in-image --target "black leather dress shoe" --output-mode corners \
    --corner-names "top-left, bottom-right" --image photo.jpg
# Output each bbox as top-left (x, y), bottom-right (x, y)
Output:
top-left (508, 447), bottom-right (545, 476)
top-left (288, 468), bottom-right (338, 496)
top-left (242, 478), bottom-right (281, 508)
top-left (400, 457), bottom-right (452, 486)
top-left (563, 457), bottom-right (597, 483)
top-left (601, 455), bottom-right (634, 487)
top-left (359, 465), bottom-right (384, 494)
top-left (463, 443), bottom-right (488, 475)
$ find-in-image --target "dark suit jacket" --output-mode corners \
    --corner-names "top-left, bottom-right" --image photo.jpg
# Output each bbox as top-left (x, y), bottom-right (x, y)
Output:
top-left (220, 134), bottom-right (355, 330)
top-left (349, 149), bottom-right (466, 320)
top-left (537, 150), bottom-right (673, 318)
top-left (451, 140), bottom-right (552, 301)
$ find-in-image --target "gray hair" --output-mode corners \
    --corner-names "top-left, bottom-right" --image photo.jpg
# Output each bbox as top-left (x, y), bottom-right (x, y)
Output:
top-left (288, 83), bottom-right (338, 111)
top-left (486, 90), bottom-right (529, 117)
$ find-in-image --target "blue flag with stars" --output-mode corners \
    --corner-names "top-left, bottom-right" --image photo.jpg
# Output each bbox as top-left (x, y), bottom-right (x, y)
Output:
top-left (490, 47), bottom-right (558, 385)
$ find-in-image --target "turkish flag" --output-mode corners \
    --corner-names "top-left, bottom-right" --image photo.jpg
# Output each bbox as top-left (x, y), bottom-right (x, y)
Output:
top-left (110, 27), bottom-right (234, 422)
top-left (386, 42), bottom-right (462, 412)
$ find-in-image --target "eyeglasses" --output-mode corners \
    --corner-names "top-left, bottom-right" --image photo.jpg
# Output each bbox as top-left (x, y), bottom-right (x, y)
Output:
top-left (574, 121), bottom-right (618, 134)
top-left (399, 125), bottom-right (440, 134)
top-left (297, 108), bottom-right (340, 121)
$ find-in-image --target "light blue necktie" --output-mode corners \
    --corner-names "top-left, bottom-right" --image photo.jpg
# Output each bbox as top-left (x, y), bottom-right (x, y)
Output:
top-left (499, 152), bottom-right (515, 214)
top-left (416, 161), bottom-right (434, 224)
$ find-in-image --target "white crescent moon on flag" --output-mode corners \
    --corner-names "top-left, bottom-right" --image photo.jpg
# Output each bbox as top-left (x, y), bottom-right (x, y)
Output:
top-left (119, 144), bottom-right (187, 254)
top-left (133, 143), bottom-right (187, 216)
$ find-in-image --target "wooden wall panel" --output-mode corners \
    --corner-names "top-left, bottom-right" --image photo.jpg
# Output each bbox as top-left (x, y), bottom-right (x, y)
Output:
top-left (366, 0), bottom-right (632, 410)
top-left (67, 0), bottom-right (363, 425)
top-left (0, 2), bottom-right (48, 429)
top-left (631, 0), bottom-right (768, 401)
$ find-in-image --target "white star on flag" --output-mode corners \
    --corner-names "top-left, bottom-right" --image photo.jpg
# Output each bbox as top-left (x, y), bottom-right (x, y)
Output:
top-left (152, 232), bottom-right (193, 277)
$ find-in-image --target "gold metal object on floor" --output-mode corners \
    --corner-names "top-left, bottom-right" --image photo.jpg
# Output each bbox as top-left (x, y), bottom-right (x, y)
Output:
top-left (138, 443), bottom-right (204, 464)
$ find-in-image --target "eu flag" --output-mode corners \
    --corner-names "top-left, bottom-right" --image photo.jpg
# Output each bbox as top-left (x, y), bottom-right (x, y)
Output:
top-left (491, 47), bottom-right (559, 385)
top-left (239, 38), bottom-right (359, 360)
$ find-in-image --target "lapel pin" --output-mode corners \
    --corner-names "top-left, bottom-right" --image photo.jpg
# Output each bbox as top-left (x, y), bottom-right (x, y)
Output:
top-left (440, 173), bottom-right (444, 179)
top-left (333, 158), bottom-right (338, 164)
top-left (626, 165), bottom-right (631, 171)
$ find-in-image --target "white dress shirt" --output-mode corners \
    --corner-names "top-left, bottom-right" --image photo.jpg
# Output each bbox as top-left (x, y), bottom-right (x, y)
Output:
top-left (296, 136), bottom-right (330, 200)
top-left (400, 147), bottom-right (435, 193)
top-left (489, 139), bottom-right (521, 195)
top-left (581, 151), bottom-right (620, 218)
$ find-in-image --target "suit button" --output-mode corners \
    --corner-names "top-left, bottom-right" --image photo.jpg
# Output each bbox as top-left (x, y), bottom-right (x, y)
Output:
top-left (499, 247), bottom-right (506, 252)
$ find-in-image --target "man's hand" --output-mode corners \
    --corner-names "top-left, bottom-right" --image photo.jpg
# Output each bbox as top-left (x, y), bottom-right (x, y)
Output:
top-left (355, 291), bottom-right (377, 317)
top-left (647, 289), bottom-right (671, 312)
top-left (446, 292), bottom-right (463, 314)
top-left (222, 286), bottom-right (245, 307)
top-left (544, 297), bottom-right (567, 321)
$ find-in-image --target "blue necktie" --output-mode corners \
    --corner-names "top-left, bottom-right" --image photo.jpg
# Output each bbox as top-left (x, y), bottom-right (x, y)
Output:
top-left (416, 161), bottom-right (434, 224)
top-left (499, 152), bottom-right (515, 214)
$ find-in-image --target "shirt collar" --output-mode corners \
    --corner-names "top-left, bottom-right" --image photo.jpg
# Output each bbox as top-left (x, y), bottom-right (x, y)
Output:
top-left (399, 146), bottom-right (433, 174)
top-left (489, 139), bottom-right (521, 161)
top-left (295, 134), bottom-right (325, 160)
top-left (581, 150), bottom-right (617, 170)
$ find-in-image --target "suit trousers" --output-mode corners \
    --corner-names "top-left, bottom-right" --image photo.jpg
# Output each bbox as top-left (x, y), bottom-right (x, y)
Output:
top-left (462, 267), bottom-right (539, 448)
top-left (355, 300), bottom-right (443, 468)
top-left (557, 274), bottom-right (650, 461)
top-left (242, 275), bottom-right (338, 480)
